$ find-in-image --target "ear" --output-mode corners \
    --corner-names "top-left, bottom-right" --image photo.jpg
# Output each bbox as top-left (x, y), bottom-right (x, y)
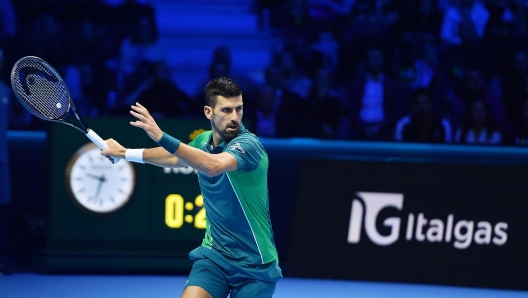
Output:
top-left (204, 105), bottom-right (213, 120)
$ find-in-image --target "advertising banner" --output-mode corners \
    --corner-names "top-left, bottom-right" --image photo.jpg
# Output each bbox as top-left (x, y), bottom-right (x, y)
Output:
top-left (288, 158), bottom-right (528, 290)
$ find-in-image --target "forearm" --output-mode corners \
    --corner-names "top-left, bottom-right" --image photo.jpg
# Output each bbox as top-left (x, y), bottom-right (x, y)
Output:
top-left (172, 143), bottom-right (234, 176)
top-left (143, 147), bottom-right (188, 168)
top-left (105, 145), bottom-right (188, 168)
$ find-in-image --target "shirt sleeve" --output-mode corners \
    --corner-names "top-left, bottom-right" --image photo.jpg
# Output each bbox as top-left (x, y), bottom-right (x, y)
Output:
top-left (224, 136), bottom-right (262, 171)
top-left (187, 138), bottom-right (197, 149)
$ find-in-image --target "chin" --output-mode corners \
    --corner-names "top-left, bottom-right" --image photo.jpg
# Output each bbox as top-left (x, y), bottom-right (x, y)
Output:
top-left (224, 131), bottom-right (238, 139)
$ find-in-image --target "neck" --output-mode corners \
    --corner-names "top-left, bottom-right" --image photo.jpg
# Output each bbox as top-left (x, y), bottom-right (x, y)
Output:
top-left (211, 130), bottom-right (225, 147)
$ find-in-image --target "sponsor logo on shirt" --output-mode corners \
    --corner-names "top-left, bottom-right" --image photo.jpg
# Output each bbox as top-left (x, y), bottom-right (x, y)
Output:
top-left (230, 142), bottom-right (245, 154)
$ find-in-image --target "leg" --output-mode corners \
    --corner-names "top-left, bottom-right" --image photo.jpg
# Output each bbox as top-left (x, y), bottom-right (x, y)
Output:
top-left (229, 279), bottom-right (276, 298)
top-left (181, 286), bottom-right (213, 298)
top-left (183, 259), bottom-right (230, 298)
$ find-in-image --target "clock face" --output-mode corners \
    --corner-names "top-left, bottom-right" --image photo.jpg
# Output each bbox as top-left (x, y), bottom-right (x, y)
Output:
top-left (65, 143), bottom-right (136, 213)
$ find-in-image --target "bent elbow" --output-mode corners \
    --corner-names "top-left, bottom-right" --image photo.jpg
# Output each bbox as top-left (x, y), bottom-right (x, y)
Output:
top-left (203, 162), bottom-right (223, 177)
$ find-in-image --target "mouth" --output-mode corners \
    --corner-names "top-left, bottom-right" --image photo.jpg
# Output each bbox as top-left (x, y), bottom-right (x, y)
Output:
top-left (226, 124), bottom-right (238, 132)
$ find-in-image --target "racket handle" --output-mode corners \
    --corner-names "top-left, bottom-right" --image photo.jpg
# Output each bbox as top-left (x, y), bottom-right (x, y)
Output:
top-left (86, 129), bottom-right (121, 163)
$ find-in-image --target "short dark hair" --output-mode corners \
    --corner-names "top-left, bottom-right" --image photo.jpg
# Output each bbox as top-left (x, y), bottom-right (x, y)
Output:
top-left (205, 77), bottom-right (242, 107)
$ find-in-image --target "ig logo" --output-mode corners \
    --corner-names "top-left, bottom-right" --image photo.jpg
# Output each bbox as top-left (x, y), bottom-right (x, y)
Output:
top-left (347, 192), bottom-right (403, 246)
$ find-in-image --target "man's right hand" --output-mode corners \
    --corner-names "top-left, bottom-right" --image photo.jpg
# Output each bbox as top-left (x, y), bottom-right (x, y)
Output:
top-left (101, 138), bottom-right (126, 160)
top-left (129, 102), bottom-right (164, 142)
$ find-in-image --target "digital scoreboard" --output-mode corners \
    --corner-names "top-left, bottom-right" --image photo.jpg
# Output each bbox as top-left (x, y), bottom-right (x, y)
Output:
top-left (41, 118), bottom-right (211, 272)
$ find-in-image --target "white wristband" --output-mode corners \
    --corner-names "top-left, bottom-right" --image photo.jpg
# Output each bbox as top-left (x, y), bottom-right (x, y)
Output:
top-left (125, 149), bottom-right (145, 164)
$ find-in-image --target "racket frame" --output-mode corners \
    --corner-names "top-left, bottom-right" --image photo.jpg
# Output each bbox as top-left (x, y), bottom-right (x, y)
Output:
top-left (10, 56), bottom-right (119, 163)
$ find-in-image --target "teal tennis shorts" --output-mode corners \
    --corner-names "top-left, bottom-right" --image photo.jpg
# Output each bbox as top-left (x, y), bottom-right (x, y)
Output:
top-left (185, 246), bottom-right (282, 298)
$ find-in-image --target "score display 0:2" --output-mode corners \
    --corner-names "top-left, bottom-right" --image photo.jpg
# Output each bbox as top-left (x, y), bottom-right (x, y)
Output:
top-left (165, 194), bottom-right (206, 229)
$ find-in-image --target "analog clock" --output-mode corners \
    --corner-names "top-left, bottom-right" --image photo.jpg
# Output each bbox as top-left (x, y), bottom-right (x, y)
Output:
top-left (65, 143), bottom-right (136, 213)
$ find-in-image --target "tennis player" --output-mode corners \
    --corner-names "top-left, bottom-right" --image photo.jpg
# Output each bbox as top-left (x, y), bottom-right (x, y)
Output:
top-left (101, 77), bottom-right (282, 298)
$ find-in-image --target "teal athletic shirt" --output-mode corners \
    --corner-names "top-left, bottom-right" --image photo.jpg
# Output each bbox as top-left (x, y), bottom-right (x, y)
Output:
top-left (187, 123), bottom-right (279, 265)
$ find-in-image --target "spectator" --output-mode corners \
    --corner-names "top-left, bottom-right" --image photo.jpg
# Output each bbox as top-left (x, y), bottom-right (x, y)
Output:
top-left (394, 87), bottom-right (452, 143)
top-left (455, 98), bottom-right (502, 144)
top-left (439, 0), bottom-right (492, 75)
top-left (484, 0), bottom-right (528, 79)
top-left (28, 13), bottom-right (66, 69)
top-left (195, 46), bottom-right (259, 106)
top-left (338, 0), bottom-right (400, 79)
top-left (344, 47), bottom-right (409, 141)
top-left (117, 14), bottom-right (165, 74)
top-left (267, 0), bottom-right (314, 47)
top-left (309, 30), bottom-right (339, 72)
top-left (452, 68), bottom-right (507, 132)
top-left (263, 63), bottom-right (306, 138)
top-left (307, 0), bottom-right (356, 35)
top-left (305, 69), bottom-right (347, 139)
top-left (64, 20), bottom-right (117, 116)
top-left (440, 0), bottom-right (490, 46)
top-left (277, 49), bottom-right (313, 99)
top-left (124, 61), bottom-right (191, 119)
top-left (252, 84), bottom-right (280, 138)
top-left (402, 41), bottom-right (454, 119)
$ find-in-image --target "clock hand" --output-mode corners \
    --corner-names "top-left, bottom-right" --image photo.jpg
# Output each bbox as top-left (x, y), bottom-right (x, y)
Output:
top-left (86, 173), bottom-right (104, 181)
top-left (94, 174), bottom-right (107, 199)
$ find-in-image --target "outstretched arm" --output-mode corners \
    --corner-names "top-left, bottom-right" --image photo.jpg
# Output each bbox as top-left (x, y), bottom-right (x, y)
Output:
top-left (125, 102), bottom-right (237, 176)
top-left (101, 138), bottom-right (189, 168)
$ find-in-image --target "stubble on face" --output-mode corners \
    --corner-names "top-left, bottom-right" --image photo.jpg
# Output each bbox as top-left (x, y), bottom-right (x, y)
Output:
top-left (211, 114), bottom-right (239, 140)
top-left (209, 95), bottom-right (243, 145)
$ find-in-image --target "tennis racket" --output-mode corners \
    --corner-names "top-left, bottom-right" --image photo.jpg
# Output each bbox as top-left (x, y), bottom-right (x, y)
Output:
top-left (10, 56), bottom-right (119, 163)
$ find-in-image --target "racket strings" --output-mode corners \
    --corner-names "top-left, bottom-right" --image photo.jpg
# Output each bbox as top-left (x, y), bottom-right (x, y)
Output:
top-left (11, 59), bottom-right (70, 120)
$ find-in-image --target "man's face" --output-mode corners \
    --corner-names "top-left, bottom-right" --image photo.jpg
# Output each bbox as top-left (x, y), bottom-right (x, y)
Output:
top-left (207, 95), bottom-right (243, 141)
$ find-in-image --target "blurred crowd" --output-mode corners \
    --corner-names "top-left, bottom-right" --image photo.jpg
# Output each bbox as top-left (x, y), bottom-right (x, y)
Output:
top-left (2, 0), bottom-right (528, 147)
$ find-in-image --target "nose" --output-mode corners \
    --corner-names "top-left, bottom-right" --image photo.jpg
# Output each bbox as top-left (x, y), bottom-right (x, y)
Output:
top-left (229, 109), bottom-right (241, 121)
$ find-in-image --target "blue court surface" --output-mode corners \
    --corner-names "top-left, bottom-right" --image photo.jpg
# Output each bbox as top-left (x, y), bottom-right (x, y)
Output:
top-left (0, 274), bottom-right (526, 298)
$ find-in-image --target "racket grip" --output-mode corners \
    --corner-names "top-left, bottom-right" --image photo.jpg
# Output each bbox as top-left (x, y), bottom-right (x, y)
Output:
top-left (85, 129), bottom-right (121, 163)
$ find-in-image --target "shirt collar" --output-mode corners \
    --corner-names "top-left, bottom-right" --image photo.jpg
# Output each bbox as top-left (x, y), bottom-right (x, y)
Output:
top-left (206, 122), bottom-right (246, 153)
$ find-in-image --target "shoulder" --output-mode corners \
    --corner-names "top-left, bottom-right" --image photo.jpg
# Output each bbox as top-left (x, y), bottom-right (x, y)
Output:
top-left (229, 130), bottom-right (264, 151)
top-left (189, 130), bottom-right (212, 148)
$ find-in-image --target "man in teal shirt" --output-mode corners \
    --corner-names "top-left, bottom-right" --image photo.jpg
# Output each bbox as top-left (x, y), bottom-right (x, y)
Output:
top-left (102, 77), bottom-right (282, 297)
